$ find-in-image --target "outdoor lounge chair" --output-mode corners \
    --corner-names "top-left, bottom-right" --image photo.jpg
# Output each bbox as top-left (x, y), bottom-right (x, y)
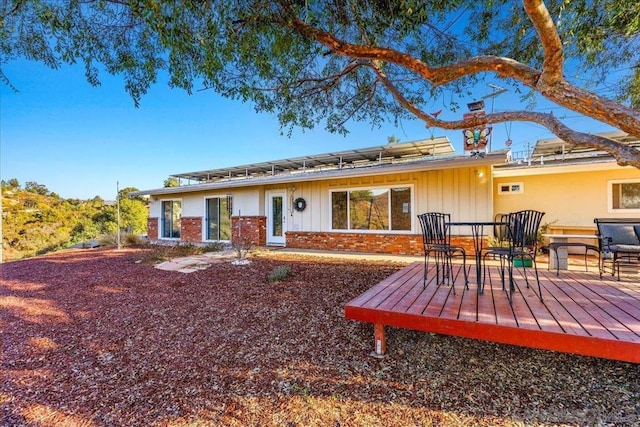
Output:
top-left (594, 218), bottom-right (640, 280)
top-left (417, 212), bottom-right (469, 293)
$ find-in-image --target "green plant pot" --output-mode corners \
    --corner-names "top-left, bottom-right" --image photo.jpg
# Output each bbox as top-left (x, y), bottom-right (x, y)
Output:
top-left (513, 258), bottom-right (533, 267)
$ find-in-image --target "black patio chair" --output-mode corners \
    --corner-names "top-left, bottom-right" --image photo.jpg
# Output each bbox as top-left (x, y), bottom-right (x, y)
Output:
top-left (482, 210), bottom-right (545, 302)
top-left (417, 212), bottom-right (469, 293)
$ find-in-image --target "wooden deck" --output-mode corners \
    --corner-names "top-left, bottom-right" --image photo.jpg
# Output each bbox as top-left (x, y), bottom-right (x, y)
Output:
top-left (345, 262), bottom-right (640, 364)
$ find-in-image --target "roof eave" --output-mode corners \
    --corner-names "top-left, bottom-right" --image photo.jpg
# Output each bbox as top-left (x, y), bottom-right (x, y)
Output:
top-left (131, 151), bottom-right (507, 197)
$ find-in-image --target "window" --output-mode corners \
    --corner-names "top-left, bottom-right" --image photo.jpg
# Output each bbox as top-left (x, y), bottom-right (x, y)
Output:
top-left (498, 182), bottom-right (524, 195)
top-left (205, 197), bottom-right (232, 241)
top-left (161, 200), bottom-right (181, 238)
top-left (331, 186), bottom-right (412, 231)
top-left (609, 179), bottom-right (640, 212)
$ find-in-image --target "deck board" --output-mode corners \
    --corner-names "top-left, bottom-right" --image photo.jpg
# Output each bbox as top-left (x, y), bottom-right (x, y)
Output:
top-left (345, 261), bottom-right (640, 364)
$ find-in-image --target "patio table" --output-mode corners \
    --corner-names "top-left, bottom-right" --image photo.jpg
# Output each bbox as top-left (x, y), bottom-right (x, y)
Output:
top-left (447, 221), bottom-right (505, 294)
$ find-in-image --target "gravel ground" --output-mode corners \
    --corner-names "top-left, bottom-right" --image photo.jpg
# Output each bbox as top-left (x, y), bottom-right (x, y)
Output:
top-left (1, 247), bottom-right (639, 426)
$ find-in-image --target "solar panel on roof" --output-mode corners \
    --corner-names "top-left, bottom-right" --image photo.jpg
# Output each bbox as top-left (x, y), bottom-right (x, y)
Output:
top-left (171, 137), bottom-right (455, 182)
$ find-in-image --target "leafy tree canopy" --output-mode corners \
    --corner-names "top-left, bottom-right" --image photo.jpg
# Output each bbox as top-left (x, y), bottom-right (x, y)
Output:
top-left (1, 0), bottom-right (639, 165)
top-left (164, 177), bottom-right (180, 188)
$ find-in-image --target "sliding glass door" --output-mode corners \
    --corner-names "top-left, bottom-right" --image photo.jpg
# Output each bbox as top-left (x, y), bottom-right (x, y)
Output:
top-left (205, 197), bottom-right (231, 241)
top-left (161, 200), bottom-right (181, 239)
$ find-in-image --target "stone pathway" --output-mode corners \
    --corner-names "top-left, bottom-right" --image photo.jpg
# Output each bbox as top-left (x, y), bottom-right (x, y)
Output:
top-left (154, 249), bottom-right (239, 273)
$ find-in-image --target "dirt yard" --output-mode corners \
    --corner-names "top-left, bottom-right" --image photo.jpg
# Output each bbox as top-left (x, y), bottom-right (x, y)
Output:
top-left (2, 247), bottom-right (638, 426)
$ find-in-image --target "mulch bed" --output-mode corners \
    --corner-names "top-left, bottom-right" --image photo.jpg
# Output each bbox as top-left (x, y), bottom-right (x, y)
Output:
top-left (2, 247), bottom-right (638, 426)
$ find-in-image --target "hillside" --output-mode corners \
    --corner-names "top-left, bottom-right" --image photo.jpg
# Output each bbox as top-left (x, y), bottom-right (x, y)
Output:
top-left (1, 180), bottom-right (146, 261)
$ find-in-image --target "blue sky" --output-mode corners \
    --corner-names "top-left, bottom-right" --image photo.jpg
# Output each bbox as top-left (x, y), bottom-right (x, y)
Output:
top-left (1, 58), bottom-right (615, 200)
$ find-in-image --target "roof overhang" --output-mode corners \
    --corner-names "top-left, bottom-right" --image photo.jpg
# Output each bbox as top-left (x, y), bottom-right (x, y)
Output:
top-left (492, 158), bottom-right (628, 178)
top-left (132, 151), bottom-right (508, 197)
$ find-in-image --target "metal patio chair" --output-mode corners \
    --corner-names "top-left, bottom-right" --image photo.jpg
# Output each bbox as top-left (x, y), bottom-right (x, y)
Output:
top-left (482, 210), bottom-right (545, 302)
top-left (417, 212), bottom-right (469, 293)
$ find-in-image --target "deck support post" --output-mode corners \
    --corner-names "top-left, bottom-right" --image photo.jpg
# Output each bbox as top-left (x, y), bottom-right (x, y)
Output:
top-left (371, 323), bottom-right (386, 358)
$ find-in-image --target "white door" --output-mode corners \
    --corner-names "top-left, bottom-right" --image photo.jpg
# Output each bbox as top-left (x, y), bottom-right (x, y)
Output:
top-left (267, 191), bottom-right (287, 245)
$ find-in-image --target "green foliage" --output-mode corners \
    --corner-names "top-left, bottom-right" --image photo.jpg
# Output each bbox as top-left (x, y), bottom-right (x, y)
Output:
top-left (164, 177), bottom-right (179, 187)
top-left (92, 188), bottom-right (148, 235)
top-left (1, 179), bottom-right (148, 261)
top-left (24, 181), bottom-right (49, 195)
top-left (1, 0), bottom-right (638, 131)
top-left (267, 265), bottom-right (292, 283)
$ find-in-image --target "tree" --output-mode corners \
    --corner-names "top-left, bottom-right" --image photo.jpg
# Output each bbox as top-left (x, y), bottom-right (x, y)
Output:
top-left (1, 1), bottom-right (639, 166)
top-left (164, 177), bottom-right (180, 188)
top-left (92, 187), bottom-right (147, 235)
top-left (1, 178), bottom-right (20, 189)
top-left (24, 181), bottom-right (48, 195)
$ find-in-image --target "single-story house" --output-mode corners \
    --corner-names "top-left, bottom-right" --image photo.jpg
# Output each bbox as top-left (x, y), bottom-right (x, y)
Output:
top-left (132, 131), bottom-right (640, 256)
top-left (493, 131), bottom-right (640, 237)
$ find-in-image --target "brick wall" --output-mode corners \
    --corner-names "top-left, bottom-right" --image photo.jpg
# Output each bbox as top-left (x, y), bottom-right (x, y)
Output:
top-left (181, 217), bottom-right (202, 243)
top-left (151, 214), bottom-right (482, 255)
top-left (286, 231), bottom-right (481, 256)
top-left (232, 216), bottom-right (266, 247)
top-left (147, 217), bottom-right (158, 241)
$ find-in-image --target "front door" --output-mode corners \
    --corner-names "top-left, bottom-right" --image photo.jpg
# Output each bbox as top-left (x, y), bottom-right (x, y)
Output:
top-left (267, 191), bottom-right (287, 245)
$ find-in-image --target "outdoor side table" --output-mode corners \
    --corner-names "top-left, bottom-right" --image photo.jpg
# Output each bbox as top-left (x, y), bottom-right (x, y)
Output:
top-left (544, 234), bottom-right (599, 276)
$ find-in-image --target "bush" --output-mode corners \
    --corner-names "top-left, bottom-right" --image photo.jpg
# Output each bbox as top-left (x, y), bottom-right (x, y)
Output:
top-left (202, 242), bottom-right (226, 252)
top-left (98, 232), bottom-right (146, 247)
top-left (124, 233), bottom-right (147, 246)
top-left (267, 265), bottom-right (292, 283)
top-left (98, 233), bottom-right (117, 246)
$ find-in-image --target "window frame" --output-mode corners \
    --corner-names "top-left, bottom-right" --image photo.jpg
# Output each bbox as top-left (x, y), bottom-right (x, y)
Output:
top-left (497, 181), bottom-right (524, 195)
top-left (159, 199), bottom-right (182, 240)
top-left (329, 184), bottom-right (414, 233)
top-left (203, 196), bottom-right (232, 242)
top-left (608, 179), bottom-right (640, 213)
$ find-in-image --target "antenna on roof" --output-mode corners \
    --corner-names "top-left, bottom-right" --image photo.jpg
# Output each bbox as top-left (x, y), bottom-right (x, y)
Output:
top-left (482, 84), bottom-right (508, 151)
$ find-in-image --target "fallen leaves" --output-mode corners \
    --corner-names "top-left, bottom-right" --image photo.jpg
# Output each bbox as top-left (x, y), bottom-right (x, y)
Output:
top-left (1, 247), bottom-right (638, 426)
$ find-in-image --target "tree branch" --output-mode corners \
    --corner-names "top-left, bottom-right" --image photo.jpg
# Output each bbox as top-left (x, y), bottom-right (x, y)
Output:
top-left (523, 0), bottom-right (564, 85)
top-left (371, 60), bottom-right (640, 168)
top-left (287, 12), bottom-right (640, 141)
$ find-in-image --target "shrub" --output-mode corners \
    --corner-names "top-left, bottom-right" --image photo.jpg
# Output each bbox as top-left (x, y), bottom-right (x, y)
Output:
top-left (98, 232), bottom-right (146, 247)
top-left (124, 233), bottom-right (146, 246)
top-left (202, 242), bottom-right (226, 252)
top-left (268, 265), bottom-right (292, 283)
top-left (98, 233), bottom-right (117, 246)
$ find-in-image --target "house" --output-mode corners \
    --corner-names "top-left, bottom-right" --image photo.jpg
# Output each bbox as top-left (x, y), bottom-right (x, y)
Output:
top-left (493, 131), bottom-right (640, 238)
top-left (133, 136), bottom-right (505, 255)
top-left (132, 131), bottom-right (640, 255)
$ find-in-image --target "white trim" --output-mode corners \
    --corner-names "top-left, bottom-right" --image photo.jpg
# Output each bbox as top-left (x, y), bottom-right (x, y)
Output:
top-left (159, 198), bottom-right (183, 240)
top-left (202, 196), bottom-right (233, 242)
top-left (607, 178), bottom-right (640, 213)
top-left (329, 184), bottom-right (415, 233)
top-left (497, 182), bottom-right (524, 195)
top-left (266, 190), bottom-right (287, 246)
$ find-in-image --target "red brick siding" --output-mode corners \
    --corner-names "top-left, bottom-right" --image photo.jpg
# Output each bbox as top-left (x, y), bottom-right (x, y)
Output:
top-left (286, 231), bottom-right (481, 256)
top-left (232, 216), bottom-right (266, 247)
top-left (147, 217), bottom-right (158, 240)
top-left (181, 217), bottom-right (202, 243)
